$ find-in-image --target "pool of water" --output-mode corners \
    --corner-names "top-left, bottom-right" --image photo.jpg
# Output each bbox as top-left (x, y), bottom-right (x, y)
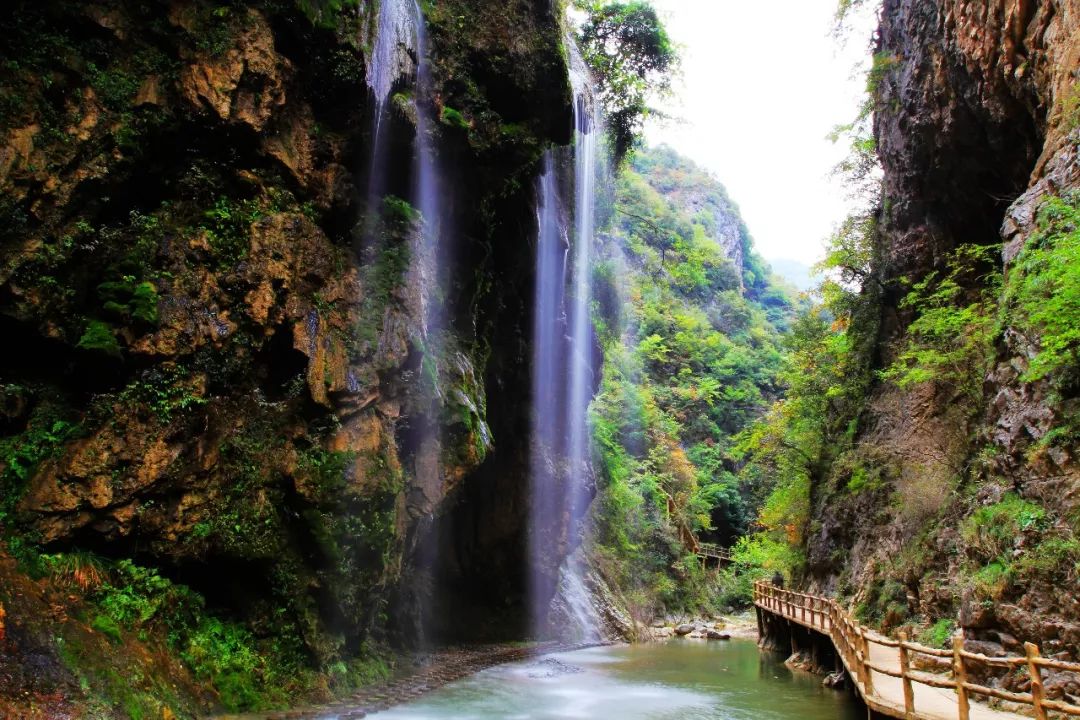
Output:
top-left (341, 639), bottom-right (863, 720)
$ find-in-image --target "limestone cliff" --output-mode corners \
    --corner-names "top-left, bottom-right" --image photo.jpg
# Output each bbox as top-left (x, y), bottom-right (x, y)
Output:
top-left (807, 0), bottom-right (1080, 670)
top-left (0, 0), bottom-right (571, 713)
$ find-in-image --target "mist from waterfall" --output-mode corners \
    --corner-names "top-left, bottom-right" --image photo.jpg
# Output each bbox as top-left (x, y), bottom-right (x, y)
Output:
top-left (528, 39), bottom-right (604, 643)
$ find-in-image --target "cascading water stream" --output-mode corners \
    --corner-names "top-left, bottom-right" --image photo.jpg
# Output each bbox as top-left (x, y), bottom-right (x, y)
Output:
top-left (363, 0), bottom-right (445, 646)
top-left (566, 49), bottom-right (600, 543)
top-left (405, 0), bottom-right (446, 648)
top-left (410, 0), bottom-right (443, 340)
top-left (363, 0), bottom-right (414, 243)
top-left (528, 154), bottom-right (569, 636)
top-left (528, 39), bottom-right (604, 642)
top-left (561, 45), bottom-right (603, 641)
top-left (366, 0), bottom-right (416, 140)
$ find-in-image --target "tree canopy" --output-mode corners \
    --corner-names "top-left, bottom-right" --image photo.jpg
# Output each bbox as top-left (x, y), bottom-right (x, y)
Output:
top-left (575, 0), bottom-right (677, 159)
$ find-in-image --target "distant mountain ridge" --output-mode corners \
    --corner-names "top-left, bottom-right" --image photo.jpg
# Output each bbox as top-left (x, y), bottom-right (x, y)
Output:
top-left (766, 257), bottom-right (818, 291)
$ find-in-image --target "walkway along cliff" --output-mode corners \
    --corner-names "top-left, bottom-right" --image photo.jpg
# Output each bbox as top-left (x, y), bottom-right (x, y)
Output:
top-left (755, 583), bottom-right (1080, 720)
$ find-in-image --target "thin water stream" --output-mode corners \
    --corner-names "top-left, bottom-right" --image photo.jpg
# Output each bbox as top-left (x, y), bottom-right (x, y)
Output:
top-left (349, 639), bottom-right (861, 719)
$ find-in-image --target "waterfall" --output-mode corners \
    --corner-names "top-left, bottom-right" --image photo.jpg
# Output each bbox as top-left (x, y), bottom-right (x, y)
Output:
top-left (364, 0), bottom-right (444, 646)
top-left (366, 0), bottom-right (416, 138)
top-left (405, 0), bottom-right (445, 648)
top-left (529, 153), bottom-right (568, 636)
top-left (566, 41), bottom-right (600, 548)
top-left (364, 0), bottom-right (441, 341)
top-left (528, 39), bottom-right (604, 642)
top-left (410, 0), bottom-right (442, 340)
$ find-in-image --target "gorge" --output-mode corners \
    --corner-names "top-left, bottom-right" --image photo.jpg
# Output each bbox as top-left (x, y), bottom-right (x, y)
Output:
top-left (1, 0), bottom-right (1080, 718)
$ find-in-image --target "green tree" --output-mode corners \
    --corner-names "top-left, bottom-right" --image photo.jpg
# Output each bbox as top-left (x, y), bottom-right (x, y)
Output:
top-left (575, 0), bottom-right (677, 159)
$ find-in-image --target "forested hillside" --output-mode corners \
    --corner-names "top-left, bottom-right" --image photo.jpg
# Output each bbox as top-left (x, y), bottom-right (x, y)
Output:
top-left (584, 146), bottom-right (798, 623)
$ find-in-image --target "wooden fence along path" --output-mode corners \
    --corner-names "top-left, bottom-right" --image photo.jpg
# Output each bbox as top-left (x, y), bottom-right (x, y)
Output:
top-left (753, 582), bottom-right (1080, 720)
top-left (696, 543), bottom-right (732, 562)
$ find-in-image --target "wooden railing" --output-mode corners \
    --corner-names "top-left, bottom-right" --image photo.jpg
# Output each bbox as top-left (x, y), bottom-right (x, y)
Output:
top-left (696, 543), bottom-right (732, 562)
top-left (754, 582), bottom-right (1080, 720)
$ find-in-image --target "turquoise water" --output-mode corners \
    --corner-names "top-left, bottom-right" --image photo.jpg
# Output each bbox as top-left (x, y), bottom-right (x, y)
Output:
top-left (354, 639), bottom-right (863, 719)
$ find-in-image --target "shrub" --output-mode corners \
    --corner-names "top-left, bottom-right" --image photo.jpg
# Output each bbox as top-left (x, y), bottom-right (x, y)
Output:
top-left (1004, 192), bottom-right (1080, 383)
top-left (918, 618), bottom-right (956, 648)
top-left (961, 493), bottom-right (1046, 562)
top-left (99, 278), bottom-right (159, 324)
top-left (880, 244), bottom-right (1001, 401)
top-left (439, 106), bottom-right (469, 129)
top-left (41, 551), bottom-right (107, 591)
top-left (971, 560), bottom-right (1012, 599)
top-left (92, 613), bottom-right (123, 644)
top-left (77, 320), bottom-right (122, 356)
top-left (0, 397), bottom-right (81, 523)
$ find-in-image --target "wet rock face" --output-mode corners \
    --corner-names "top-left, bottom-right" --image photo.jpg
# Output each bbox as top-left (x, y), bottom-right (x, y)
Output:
top-left (0, 0), bottom-right (572, 660)
top-left (874, 0), bottom-right (1045, 284)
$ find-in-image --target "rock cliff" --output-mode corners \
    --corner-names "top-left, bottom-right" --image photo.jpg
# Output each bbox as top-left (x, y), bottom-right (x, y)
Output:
top-left (0, 0), bottom-right (572, 712)
top-left (808, 0), bottom-right (1080, 665)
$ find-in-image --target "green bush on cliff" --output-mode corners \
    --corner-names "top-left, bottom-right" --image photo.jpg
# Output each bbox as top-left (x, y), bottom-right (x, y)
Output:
top-left (91, 614), bottom-right (123, 644)
top-left (1005, 191), bottom-right (1080, 384)
top-left (77, 320), bottom-right (122, 356)
top-left (295, 0), bottom-right (360, 28)
top-left (961, 494), bottom-right (1080, 600)
top-left (880, 243), bottom-right (1001, 401)
top-left (202, 196), bottom-right (266, 264)
top-left (440, 106), bottom-right (470, 129)
top-left (99, 278), bottom-right (160, 324)
top-left (918, 618), bottom-right (956, 648)
top-left (0, 394), bottom-right (80, 524)
top-left (86, 62), bottom-right (140, 112)
top-left (117, 365), bottom-right (207, 422)
top-left (84, 556), bottom-right (307, 711)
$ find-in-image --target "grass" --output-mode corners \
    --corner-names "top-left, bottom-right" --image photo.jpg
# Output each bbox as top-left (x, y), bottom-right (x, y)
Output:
top-left (960, 493), bottom-right (1080, 600)
top-left (92, 614), bottom-right (123, 644)
top-left (42, 551), bottom-right (108, 591)
top-left (917, 618), bottom-right (956, 648)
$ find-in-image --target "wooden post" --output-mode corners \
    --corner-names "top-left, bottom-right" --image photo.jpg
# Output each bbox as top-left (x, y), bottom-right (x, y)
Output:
top-left (1026, 642), bottom-right (1048, 720)
top-left (952, 636), bottom-right (970, 720)
top-left (801, 596), bottom-right (807, 624)
top-left (755, 606), bottom-right (764, 639)
top-left (860, 627), bottom-right (874, 696)
top-left (898, 631), bottom-right (915, 718)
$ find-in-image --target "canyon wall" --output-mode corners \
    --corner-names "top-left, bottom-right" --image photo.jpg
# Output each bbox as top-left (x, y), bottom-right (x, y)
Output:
top-left (808, 0), bottom-right (1080, 661)
top-left (0, 0), bottom-right (572, 711)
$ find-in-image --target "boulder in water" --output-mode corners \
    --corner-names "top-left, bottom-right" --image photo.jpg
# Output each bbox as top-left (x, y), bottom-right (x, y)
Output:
top-left (674, 623), bottom-right (695, 636)
top-left (823, 671), bottom-right (847, 689)
top-left (706, 630), bottom-right (730, 640)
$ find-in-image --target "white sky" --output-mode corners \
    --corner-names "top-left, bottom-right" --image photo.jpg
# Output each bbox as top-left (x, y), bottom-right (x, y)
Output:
top-left (645, 0), bottom-right (877, 266)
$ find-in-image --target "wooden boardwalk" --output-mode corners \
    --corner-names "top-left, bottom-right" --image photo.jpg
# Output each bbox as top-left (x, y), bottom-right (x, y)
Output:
top-left (754, 583), bottom-right (1080, 720)
top-left (696, 542), bottom-right (732, 562)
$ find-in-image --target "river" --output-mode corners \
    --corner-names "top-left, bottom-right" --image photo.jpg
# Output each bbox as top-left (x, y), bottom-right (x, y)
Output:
top-left (343, 638), bottom-right (862, 719)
